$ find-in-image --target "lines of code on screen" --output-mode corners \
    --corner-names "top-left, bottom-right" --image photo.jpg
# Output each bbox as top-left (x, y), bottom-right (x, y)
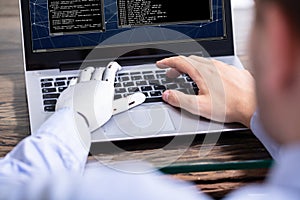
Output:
top-left (29, 0), bottom-right (223, 52)
top-left (48, 0), bottom-right (104, 34)
top-left (117, 0), bottom-right (211, 27)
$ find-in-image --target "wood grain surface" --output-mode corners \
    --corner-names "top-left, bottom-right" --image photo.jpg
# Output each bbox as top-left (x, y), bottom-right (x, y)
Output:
top-left (0, 1), bottom-right (271, 199)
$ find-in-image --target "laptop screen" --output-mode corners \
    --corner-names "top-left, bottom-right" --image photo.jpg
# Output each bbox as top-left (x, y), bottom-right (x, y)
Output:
top-left (21, 0), bottom-right (234, 70)
top-left (29, 0), bottom-right (225, 53)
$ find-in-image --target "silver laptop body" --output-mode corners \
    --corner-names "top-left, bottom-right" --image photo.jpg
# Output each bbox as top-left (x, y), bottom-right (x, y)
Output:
top-left (20, 0), bottom-right (247, 143)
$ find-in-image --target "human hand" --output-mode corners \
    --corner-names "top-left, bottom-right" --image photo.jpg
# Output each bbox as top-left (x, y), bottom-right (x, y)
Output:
top-left (156, 55), bottom-right (256, 128)
top-left (56, 62), bottom-right (146, 132)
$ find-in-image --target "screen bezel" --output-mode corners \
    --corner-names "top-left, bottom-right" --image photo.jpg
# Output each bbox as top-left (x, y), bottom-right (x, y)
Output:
top-left (20, 0), bottom-right (235, 71)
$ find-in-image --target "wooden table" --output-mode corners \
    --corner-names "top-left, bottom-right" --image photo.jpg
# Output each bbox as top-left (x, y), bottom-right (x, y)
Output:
top-left (0, 1), bottom-right (272, 199)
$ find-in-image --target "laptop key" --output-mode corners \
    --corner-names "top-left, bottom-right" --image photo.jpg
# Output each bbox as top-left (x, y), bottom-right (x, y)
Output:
top-left (121, 76), bottom-right (130, 81)
top-left (114, 94), bottom-right (122, 99)
top-left (43, 93), bottom-right (60, 99)
top-left (145, 97), bottom-right (162, 103)
top-left (174, 77), bottom-right (186, 83)
top-left (56, 77), bottom-right (67, 81)
top-left (123, 93), bottom-right (134, 97)
top-left (186, 76), bottom-right (193, 82)
top-left (130, 72), bottom-right (141, 75)
top-left (136, 80), bottom-right (148, 86)
top-left (149, 80), bottom-right (160, 85)
top-left (41, 82), bottom-right (52, 87)
top-left (157, 74), bottom-right (166, 79)
top-left (58, 87), bottom-right (67, 92)
top-left (118, 73), bottom-right (129, 76)
top-left (44, 99), bottom-right (57, 105)
top-left (114, 82), bottom-right (122, 87)
top-left (115, 88), bottom-right (126, 93)
top-left (155, 70), bottom-right (166, 73)
top-left (144, 75), bottom-right (155, 80)
top-left (179, 82), bottom-right (192, 88)
top-left (149, 91), bottom-right (162, 97)
top-left (44, 106), bottom-right (56, 112)
top-left (187, 88), bottom-right (197, 95)
top-left (154, 85), bottom-right (166, 91)
top-left (142, 92), bottom-right (149, 97)
top-left (142, 71), bottom-right (152, 74)
top-left (54, 82), bottom-right (66, 86)
top-left (128, 87), bottom-right (139, 93)
top-left (131, 76), bottom-right (142, 80)
top-left (166, 83), bottom-right (178, 89)
top-left (123, 82), bottom-right (134, 87)
top-left (161, 78), bottom-right (174, 84)
top-left (41, 78), bottom-right (53, 82)
top-left (141, 86), bottom-right (153, 91)
top-left (42, 88), bottom-right (57, 93)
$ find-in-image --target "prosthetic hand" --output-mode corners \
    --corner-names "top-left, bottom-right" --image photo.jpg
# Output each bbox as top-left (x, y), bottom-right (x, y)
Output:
top-left (56, 62), bottom-right (146, 132)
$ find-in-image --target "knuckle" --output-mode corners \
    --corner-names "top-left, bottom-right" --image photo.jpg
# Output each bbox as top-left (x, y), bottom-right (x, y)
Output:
top-left (176, 55), bottom-right (187, 62)
top-left (168, 91), bottom-right (178, 104)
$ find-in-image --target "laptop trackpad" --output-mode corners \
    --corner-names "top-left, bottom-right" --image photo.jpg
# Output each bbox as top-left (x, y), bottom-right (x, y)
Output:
top-left (102, 107), bottom-right (176, 137)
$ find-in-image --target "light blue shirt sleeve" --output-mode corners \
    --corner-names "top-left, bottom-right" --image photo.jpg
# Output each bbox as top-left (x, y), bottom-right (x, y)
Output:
top-left (0, 108), bottom-right (212, 200)
top-left (223, 111), bottom-right (300, 199)
top-left (0, 108), bottom-right (300, 200)
top-left (250, 111), bottom-right (280, 160)
top-left (224, 145), bottom-right (300, 200)
top-left (0, 108), bottom-right (90, 183)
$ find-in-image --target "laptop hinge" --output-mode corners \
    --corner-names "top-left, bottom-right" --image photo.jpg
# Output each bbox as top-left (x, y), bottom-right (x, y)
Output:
top-left (59, 61), bottom-right (83, 71)
top-left (59, 59), bottom-right (119, 71)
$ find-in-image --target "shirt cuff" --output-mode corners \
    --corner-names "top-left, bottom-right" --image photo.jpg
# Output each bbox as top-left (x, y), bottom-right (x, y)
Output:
top-left (250, 111), bottom-right (280, 160)
top-left (34, 107), bottom-right (91, 164)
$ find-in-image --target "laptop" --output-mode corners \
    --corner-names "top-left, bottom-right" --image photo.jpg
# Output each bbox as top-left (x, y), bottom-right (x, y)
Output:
top-left (19, 0), bottom-right (247, 143)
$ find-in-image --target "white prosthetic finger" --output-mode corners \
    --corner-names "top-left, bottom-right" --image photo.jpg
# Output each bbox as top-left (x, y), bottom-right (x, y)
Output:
top-left (112, 92), bottom-right (146, 115)
top-left (69, 78), bottom-right (78, 86)
top-left (78, 66), bottom-right (95, 82)
top-left (102, 61), bottom-right (122, 83)
top-left (91, 67), bottom-right (106, 80)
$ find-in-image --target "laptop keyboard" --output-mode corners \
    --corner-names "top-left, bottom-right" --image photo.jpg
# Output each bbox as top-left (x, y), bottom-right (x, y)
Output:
top-left (40, 69), bottom-right (199, 112)
top-left (41, 76), bottom-right (76, 112)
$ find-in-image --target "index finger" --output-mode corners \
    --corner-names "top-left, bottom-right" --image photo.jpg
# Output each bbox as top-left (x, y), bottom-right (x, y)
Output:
top-left (156, 56), bottom-right (199, 80)
top-left (91, 67), bottom-right (105, 80)
top-left (78, 66), bottom-right (95, 82)
top-left (156, 56), bottom-right (208, 94)
top-left (102, 61), bottom-right (122, 84)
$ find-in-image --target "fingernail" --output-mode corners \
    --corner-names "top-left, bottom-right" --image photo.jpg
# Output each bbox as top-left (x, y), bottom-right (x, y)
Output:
top-left (156, 60), bottom-right (168, 67)
top-left (156, 60), bottom-right (163, 66)
top-left (162, 90), bottom-right (170, 102)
